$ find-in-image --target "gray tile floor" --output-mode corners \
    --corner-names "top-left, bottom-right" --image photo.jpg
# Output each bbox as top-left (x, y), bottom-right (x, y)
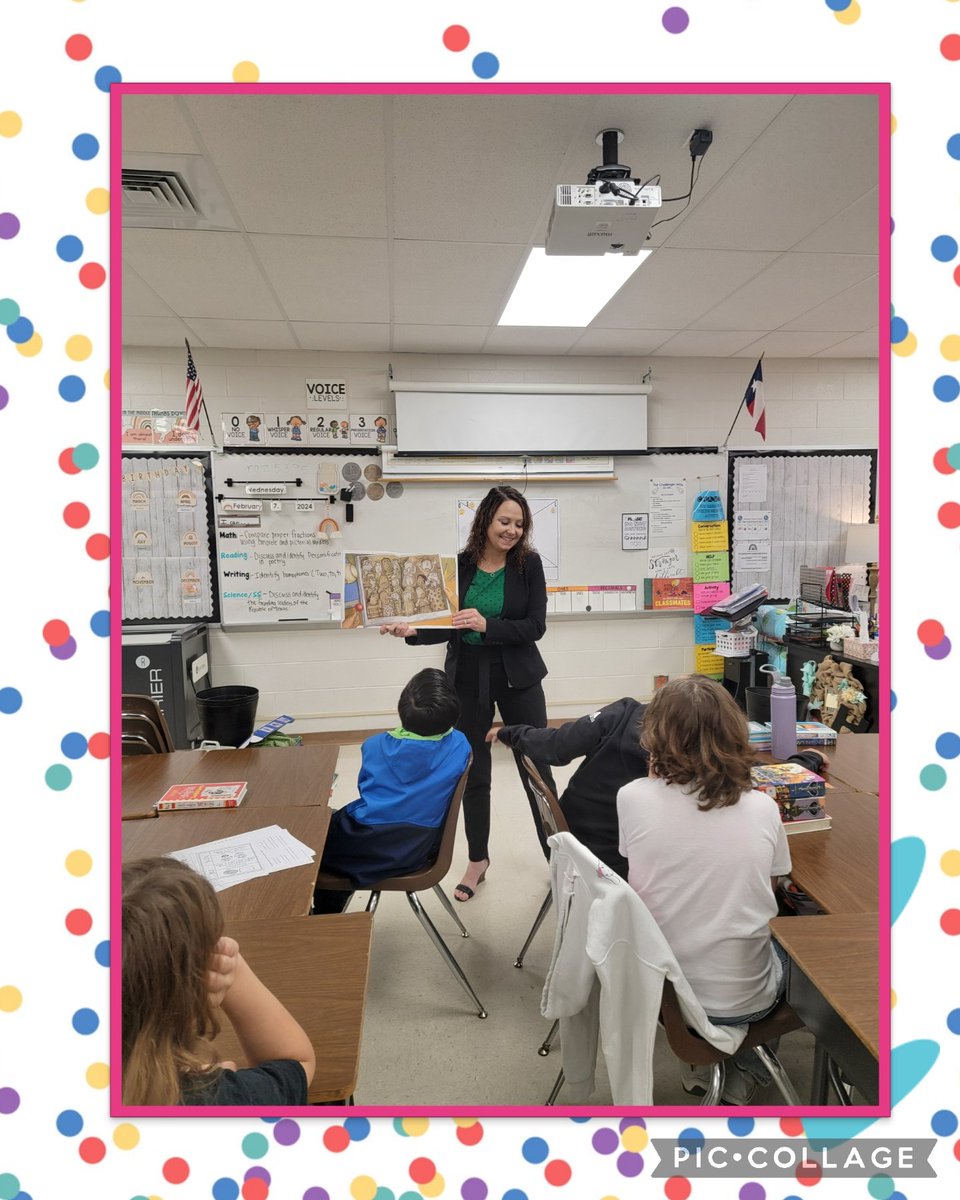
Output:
top-left (331, 744), bottom-right (817, 1108)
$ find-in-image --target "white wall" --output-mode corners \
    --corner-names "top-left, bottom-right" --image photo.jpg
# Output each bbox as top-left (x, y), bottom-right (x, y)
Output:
top-left (123, 346), bottom-right (878, 731)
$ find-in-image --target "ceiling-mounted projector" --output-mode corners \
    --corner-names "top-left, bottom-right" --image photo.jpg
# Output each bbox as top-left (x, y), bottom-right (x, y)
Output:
top-left (544, 182), bottom-right (662, 256)
top-left (544, 126), bottom-right (663, 256)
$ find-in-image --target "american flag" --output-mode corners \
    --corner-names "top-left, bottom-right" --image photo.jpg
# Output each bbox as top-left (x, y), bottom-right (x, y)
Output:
top-left (743, 357), bottom-right (765, 441)
top-left (185, 340), bottom-right (204, 431)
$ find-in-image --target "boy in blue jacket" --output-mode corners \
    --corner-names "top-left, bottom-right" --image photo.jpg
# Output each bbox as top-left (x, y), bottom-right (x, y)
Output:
top-left (313, 668), bottom-right (471, 913)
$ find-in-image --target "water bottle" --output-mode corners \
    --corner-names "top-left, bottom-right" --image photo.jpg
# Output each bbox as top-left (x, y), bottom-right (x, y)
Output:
top-left (760, 665), bottom-right (797, 759)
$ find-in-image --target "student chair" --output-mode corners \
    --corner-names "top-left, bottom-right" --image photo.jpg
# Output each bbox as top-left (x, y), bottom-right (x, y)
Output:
top-left (544, 971), bottom-right (804, 1106)
top-left (121, 695), bottom-right (175, 755)
top-left (311, 757), bottom-right (488, 1019)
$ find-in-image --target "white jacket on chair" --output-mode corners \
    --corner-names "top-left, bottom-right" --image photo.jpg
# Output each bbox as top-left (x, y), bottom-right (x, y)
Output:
top-left (541, 832), bottom-right (747, 1105)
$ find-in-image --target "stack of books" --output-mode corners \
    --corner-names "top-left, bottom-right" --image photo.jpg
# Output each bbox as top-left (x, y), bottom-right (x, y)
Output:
top-left (747, 720), bottom-right (838, 750)
top-left (750, 762), bottom-right (831, 835)
top-left (155, 781), bottom-right (248, 812)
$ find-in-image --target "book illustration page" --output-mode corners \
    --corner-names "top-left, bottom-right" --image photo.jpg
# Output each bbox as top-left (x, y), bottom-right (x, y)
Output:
top-left (342, 552), bottom-right (458, 628)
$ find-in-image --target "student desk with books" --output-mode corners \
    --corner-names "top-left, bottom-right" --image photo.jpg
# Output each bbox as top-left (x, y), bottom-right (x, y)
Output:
top-left (216, 912), bottom-right (374, 1104)
top-left (121, 744), bottom-right (340, 820)
top-left (824, 731), bottom-right (880, 795)
top-left (770, 913), bottom-right (880, 1105)
top-left (121, 806), bottom-right (332, 919)
top-left (783, 789), bottom-right (879, 914)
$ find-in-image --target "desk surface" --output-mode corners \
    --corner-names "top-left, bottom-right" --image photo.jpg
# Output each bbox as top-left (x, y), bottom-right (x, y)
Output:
top-left (826, 732), bottom-right (879, 795)
top-left (121, 744), bottom-right (339, 820)
top-left (217, 913), bottom-right (373, 1103)
top-left (785, 790), bottom-right (878, 914)
top-left (122, 806), bottom-right (331, 919)
top-left (770, 913), bottom-right (879, 1058)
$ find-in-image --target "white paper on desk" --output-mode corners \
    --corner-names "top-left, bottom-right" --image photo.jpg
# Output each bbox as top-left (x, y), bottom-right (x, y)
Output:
top-left (168, 825), bottom-right (315, 892)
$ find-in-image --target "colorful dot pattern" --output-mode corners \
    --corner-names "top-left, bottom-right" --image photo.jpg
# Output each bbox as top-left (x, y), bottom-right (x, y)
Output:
top-left (0, 5), bottom-right (955, 1200)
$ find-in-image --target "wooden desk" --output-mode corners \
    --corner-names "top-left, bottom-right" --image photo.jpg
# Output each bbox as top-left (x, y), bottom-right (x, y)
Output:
top-left (216, 913), bottom-right (373, 1104)
top-left (786, 790), bottom-right (878, 914)
top-left (121, 744), bottom-right (339, 820)
top-left (122, 806), bottom-right (331, 919)
top-left (770, 913), bottom-right (879, 1104)
top-left (825, 732), bottom-right (879, 795)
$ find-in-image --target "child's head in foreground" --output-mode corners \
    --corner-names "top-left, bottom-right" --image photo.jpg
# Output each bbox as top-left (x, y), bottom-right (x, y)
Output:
top-left (398, 667), bottom-right (460, 736)
top-left (122, 855), bottom-right (223, 1105)
top-left (640, 674), bottom-right (752, 810)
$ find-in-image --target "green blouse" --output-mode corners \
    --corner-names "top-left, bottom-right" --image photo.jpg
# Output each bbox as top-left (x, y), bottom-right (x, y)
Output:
top-left (461, 566), bottom-right (505, 645)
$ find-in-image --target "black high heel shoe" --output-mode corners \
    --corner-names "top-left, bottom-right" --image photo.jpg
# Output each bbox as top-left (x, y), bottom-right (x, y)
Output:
top-left (454, 858), bottom-right (489, 902)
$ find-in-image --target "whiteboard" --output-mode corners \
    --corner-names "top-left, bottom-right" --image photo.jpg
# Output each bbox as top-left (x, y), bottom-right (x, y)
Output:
top-left (730, 452), bottom-right (874, 597)
top-left (209, 450), bottom-right (726, 625)
top-left (395, 391), bottom-right (647, 454)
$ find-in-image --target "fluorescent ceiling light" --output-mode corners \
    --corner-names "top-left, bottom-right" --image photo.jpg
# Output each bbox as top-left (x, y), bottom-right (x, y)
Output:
top-left (498, 247), bottom-right (651, 327)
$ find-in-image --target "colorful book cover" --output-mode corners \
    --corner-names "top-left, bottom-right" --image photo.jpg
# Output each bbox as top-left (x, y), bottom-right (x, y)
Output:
top-left (643, 577), bottom-right (694, 609)
top-left (750, 762), bottom-right (826, 802)
top-left (155, 781), bottom-right (247, 810)
top-left (794, 720), bottom-right (839, 744)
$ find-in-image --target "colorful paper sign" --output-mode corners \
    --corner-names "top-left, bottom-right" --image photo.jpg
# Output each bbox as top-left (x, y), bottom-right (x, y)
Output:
top-left (693, 581), bottom-right (731, 613)
top-left (692, 551), bottom-right (730, 583)
top-left (695, 644), bottom-right (725, 677)
top-left (694, 613), bottom-right (731, 643)
top-left (691, 521), bottom-right (729, 552)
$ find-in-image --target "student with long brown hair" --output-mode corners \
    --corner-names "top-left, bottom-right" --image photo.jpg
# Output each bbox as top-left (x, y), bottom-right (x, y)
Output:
top-left (380, 485), bottom-right (553, 902)
top-left (122, 857), bottom-right (315, 1106)
top-left (616, 675), bottom-right (792, 1104)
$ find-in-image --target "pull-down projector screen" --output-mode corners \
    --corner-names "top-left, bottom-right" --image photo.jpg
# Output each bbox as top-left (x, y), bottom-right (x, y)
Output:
top-left (394, 391), bottom-right (647, 455)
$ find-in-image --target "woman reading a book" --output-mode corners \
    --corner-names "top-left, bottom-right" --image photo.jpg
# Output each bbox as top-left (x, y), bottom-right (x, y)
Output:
top-left (379, 485), bottom-right (554, 902)
top-left (616, 674), bottom-right (792, 1105)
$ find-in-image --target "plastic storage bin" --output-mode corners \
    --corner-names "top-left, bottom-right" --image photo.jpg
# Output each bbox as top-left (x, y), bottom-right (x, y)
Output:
top-left (195, 685), bottom-right (259, 748)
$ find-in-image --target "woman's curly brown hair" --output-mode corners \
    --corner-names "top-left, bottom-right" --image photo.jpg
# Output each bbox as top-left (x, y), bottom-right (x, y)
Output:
top-left (640, 675), bottom-right (753, 810)
top-left (462, 485), bottom-right (535, 567)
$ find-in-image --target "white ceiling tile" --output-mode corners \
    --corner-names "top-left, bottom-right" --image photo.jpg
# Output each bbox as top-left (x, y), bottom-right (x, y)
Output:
top-left (792, 189), bottom-right (879, 254)
top-left (653, 330), bottom-right (767, 357)
top-left (593, 249), bottom-right (778, 329)
top-left (184, 319), bottom-right (299, 350)
top-left (393, 241), bottom-right (526, 326)
top-left (392, 326), bottom-right (489, 354)
top-left (252, 235), bottom-right (390, 323)
top-left (780, 275), bottom-right (878, 332)
top-left (570, 329), bottom-right (676, 356)
top-left (666, 94), bottom-right (878, 252)
top-left (124, 229), bottom-right (283, 320)
top-left (122, 316), bottom-right (196, 347)
top-left (122, 95), bottom-right (200, 154)
top-left (691, 254), bottom-right (877, 331)
top-left (483, 327), bottom-right (583, 354)
top-left (184, 94), bottom-right (389, 237)
top-left (293, 323), bottom-right (392, 352)
top-left (734, 331), bottom-right (857, 357)
top-left (123, 265), bottom-right (174, 318)
top-left (815, 329), bottom-right (881, 357)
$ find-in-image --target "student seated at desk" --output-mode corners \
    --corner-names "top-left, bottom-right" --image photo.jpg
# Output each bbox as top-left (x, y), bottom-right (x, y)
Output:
top-left (122, 857), bottom-right (315, 1106)
top-left (616, 675), bottom-right (792, 1105)
top-left (490, 697), bottom-right (649, 879)
top-left (312, 668), bottom-right (471, 914)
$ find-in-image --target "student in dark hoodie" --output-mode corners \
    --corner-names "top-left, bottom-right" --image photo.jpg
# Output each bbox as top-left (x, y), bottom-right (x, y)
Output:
top-left (313, 668), bottom-right (471, 913)
top-left (490, 697), bottom-right (649, 879)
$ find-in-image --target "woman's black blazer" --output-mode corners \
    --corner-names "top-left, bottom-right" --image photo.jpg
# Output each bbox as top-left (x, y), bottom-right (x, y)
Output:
top-left (408, 551), bottom-right (548, 689)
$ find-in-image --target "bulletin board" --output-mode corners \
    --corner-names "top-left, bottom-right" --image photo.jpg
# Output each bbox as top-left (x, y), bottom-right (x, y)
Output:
top-left (121, 455), bottom-right (216, 622)
top-left (208, 449), bottom-right (726, 627)
top-left (727, 449), bottom-right (877, 599)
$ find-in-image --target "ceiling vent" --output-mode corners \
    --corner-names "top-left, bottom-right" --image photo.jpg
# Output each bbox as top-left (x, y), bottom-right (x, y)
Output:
top-left (121, 153), bottom-right (239, 231)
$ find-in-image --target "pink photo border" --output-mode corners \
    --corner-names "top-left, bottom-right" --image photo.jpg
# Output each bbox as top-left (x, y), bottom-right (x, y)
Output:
top-left (110, 79), bottom-right (892, 1120)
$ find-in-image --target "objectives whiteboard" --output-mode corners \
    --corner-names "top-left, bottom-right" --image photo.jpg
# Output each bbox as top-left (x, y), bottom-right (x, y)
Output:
top-left (212, 454), bottom-right (343, 626)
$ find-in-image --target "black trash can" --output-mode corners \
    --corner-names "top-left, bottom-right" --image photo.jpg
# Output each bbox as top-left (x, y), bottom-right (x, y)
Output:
top-left (745, 686), bottom-right (807, 725)
top-left (195, 685), bottom-right (259, 747)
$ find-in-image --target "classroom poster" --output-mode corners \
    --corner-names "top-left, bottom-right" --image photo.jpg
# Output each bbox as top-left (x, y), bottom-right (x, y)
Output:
top-left (733, 510), bottom-right (772, 541)
top-left (649, 477), bottom-right (687, 538)
top-left (694, 644), bottom-right (725, 677)
top-left (691, 520), bottom-right (730, 551)
top-left (621, 511), bottom-right (649, 550)
top-left (737, 460), bottom-right (768, 503)
top-left (693, 580), bottom-right (732, 613)
top-left (645, 545), bottom-right (688, 577)
top-left (692, 550), bottom-right (730, 583)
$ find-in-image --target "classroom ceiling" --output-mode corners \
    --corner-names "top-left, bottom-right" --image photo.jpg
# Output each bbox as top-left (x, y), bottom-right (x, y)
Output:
top-left (121, 92), bottom-right (880, 359)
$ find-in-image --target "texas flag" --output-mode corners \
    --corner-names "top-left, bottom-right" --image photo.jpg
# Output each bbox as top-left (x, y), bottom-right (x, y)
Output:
top-left (743, 357), bottom-right (765, 441)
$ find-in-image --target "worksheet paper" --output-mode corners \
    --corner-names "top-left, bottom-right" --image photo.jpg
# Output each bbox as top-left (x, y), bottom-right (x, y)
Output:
top-left (737, 462), bottom-right (768, 503)
top-left (168, 825), bottom-right (315, 892)
top-left (649, 479), bottom-right (687, 539)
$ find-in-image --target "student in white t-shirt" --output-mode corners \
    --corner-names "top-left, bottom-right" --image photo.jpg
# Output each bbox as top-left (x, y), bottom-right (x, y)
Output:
top-left (616, 674), bottom-right (791, 1104)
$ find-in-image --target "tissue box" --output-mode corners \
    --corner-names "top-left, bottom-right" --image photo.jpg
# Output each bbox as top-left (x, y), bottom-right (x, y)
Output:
top-left (843, 638), bottom-right (879, 664)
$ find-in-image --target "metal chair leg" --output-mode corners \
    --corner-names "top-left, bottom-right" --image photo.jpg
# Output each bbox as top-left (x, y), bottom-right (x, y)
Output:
top-left (699, 1063), bottom-right (724, 1106)
top-left (825, 1055), bottom-right (853, 1105)
top-left (406, 891), bottom-right (488, 1018)
top-left (365, 891), bottom-right (381, 915)
top-left (538, 1019), bottom-right (560, 1056)
top-left (432, 883), bottom-right (470, 938)
top-left (515, 889), bottom-right (553, 967)
top-left (545, 1068), bottom-right (565, 1105)
top-left (753, 1044), bottom-right (802, 1106)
